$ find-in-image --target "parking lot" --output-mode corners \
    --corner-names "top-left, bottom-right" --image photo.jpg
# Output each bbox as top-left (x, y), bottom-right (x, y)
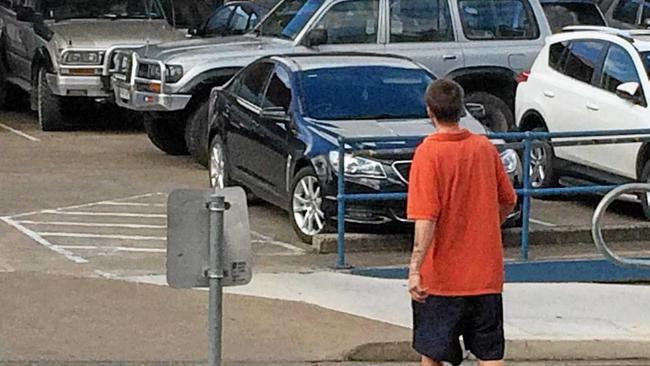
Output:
top-left (1, 110), bottom-right (650, 280)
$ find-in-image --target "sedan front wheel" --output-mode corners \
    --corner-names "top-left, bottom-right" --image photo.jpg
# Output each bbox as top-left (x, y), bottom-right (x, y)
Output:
top-left (289, 167), bottom-right (327, 243)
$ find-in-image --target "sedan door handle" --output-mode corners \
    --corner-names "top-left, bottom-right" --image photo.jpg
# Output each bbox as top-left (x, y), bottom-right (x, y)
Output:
top-left (442, 55), bottom-right (458, 61)
top-left (586, 103), bottom-right (600, 111)
top-left (543, 91), bottom-right (555, 98)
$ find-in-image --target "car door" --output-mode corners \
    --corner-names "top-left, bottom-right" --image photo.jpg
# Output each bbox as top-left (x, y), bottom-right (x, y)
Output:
top-left (2, 0), bottom-right (30, 78)
top-left (384, 0), bottom-right (463, 78)
top-left (299, 0), bottom-right (386, 54)
top-left (545, 40), bottom-right (608, 164)
top-left (225, 61), bottom-right (274, 187)
top-left (455, 0), bottom-right (546, 74)
top-left (577, 42), bottom-right (647, 179)
top-left (257, 64), bottom-right (294, 198)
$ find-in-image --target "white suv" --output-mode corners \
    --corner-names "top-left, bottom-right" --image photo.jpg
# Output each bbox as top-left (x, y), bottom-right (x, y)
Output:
top-left (515, 27), bottom-right (650, 217)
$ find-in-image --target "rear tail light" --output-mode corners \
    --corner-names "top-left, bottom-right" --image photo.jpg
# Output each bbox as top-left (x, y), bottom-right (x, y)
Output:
top-left (516, 71), bottom-right (530, 84)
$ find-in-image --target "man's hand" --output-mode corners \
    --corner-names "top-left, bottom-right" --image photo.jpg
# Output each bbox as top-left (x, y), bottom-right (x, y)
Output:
top-left (408, 272), bottom-right (428, 303)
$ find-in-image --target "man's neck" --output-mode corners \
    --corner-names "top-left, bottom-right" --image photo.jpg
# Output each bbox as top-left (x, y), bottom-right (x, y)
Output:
top-left (435, 121), bottom-right (462, 133)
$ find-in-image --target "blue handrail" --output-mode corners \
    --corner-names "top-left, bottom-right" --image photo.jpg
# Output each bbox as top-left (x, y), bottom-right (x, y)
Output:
top-left (335, 128), bottom-right (650, 269)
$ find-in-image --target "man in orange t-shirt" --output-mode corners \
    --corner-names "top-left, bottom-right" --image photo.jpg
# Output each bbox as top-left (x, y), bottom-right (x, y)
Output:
top-left (407, 79), bottom-right (517, 366)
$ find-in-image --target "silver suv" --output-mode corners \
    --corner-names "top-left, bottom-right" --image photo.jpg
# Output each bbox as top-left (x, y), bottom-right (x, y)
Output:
top-left (0, 0), bottom-right (185, 130)
top-left (112, 0), bottom-right (603, 165)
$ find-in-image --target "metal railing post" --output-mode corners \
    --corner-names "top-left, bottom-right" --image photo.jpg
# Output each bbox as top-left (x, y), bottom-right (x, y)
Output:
top-left (336, 138), bottom-right (347, 269)
top-left (520, 134), bottom-right (532, 261)
top-left (207, 195), bottom-right (225, 366)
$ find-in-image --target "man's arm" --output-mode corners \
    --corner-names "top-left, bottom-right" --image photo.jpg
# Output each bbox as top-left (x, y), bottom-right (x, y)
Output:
top-left (408, 219), bottom-right (436, 303)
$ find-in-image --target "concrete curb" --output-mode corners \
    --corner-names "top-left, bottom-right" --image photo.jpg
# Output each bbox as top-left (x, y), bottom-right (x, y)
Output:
top-left (313, 224), bottom-right (650, 253)
top-left (345, 339), bottom-right (650, 362)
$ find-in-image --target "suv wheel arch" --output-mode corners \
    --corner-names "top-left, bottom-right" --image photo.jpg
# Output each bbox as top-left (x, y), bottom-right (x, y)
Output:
top-left (519, 110), bottom-right (548, 132)
top-left (636, 143), bottom-right (650, 180)
top-left (30, 48), bottom-right (54, 110)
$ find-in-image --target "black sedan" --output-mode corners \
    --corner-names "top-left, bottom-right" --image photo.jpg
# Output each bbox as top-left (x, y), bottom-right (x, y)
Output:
top-left (207, 53), bottom-right (521, 243)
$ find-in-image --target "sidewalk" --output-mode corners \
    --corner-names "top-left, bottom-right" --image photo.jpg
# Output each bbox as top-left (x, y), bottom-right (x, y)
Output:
top-left (1, 270), bottom-right (650, 363)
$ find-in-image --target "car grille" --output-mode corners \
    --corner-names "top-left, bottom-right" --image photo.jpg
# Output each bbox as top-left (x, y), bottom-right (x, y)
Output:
top-left (392, 161), bottom-right (411, 184)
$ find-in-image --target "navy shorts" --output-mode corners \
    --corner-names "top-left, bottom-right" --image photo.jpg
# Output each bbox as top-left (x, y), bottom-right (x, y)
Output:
top-left (412, 294), bottom-right (504, 366)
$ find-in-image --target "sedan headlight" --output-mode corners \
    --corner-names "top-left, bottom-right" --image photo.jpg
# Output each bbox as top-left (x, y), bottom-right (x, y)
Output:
top-left (329, 151), bottom-right (387, 179)
top-left (500, 149), bottom-right (519, 174)
top-left (62, 51), bottom-right (104, 65)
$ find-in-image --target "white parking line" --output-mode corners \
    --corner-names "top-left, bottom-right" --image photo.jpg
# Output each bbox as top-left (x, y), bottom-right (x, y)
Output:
top-left (39, 232), bottom-right (165, 241)
top-left (0, 122), bottom-right (40, 142)
top-left (251, 231), bottom-right (306, 254)
top-left (58, 245), bottom-right (166, 253)
top-left (16, 220), bottom-right (166, 229)
top-left (101, 201), bottom-right (166, 207)
top-left (40, 210), bottom-right (166, 218)
top-left (529, 218), bottom-right (557, 227)
top-left (0, 217), bottom-right (88, 264)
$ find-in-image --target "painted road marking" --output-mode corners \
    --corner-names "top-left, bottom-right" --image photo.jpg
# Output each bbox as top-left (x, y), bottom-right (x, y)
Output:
top-left (40, 210), bottom-right (166, 218)
top-left (252, 231), bottom-right (306, 254)
top-left (15, 220), bottom-right (166, 229)
top-left (0, 122), bottom-right (40, 142)
top-left (58, 245), bottom-right (166, 253)
top-left (39, 232), bottom-right (165, 241)
top-left (0, 217), bottom-right (88, 264)
top-left (530, 218), bottom-right (558, 227)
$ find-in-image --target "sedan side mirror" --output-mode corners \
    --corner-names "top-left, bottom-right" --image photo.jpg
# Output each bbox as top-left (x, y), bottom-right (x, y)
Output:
top-left (16, 6), bottom-right (36, 22)
top-left (465, 102), bottom-right (487, 120)
top-left (260, 106), bottom-right (289, 121)
top-left (616, 82), bottom-right (642, 104)
top-left (302, 28), bottom-right (328, 48)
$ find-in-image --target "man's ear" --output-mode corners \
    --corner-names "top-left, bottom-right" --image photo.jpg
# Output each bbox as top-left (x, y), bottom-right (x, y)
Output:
top-left (427, 107), bottom-right (434, 119)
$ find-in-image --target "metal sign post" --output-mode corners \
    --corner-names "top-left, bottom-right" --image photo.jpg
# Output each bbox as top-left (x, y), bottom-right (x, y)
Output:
top-left (207, 195), bottom-right (225, 366)
top-left (167, 187), bottom-right (251, 366)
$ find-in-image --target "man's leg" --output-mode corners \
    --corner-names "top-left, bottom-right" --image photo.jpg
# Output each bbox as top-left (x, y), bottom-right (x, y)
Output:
top-left (478, 359), bottom-right (504, 366)
top-left (421, 355), bottom-right (443, 366)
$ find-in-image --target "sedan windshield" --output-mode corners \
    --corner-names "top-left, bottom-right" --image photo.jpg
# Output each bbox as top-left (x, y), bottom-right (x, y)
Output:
top-left (301, 66), bottom-right (434, 120)
top-left (542, 3), bottom-right (606, 33)
top-left (254, 0), bottom-right (324, 40)
top-left (41, 0), bottom-right (165, 21)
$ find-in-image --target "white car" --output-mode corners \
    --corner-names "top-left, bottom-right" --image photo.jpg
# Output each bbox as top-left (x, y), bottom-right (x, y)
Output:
top-left (515, 27), bottom-right (650, 218)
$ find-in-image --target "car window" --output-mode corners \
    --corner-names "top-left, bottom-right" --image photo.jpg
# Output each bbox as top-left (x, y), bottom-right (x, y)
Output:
top-left (613, 0), bottom-right (641, 24)
top-left (236, 62), bottom-right (274, 106)
top-left (301, 66), bottom-right (434, 120)
top-left (40, 0), bottom-right (165, 21)
top-left (230, 5), bottom-right (256, 33)
top-left (205, 5), bottom-right (235, 35)
top-left (389, 0), bottom-right (453, 42)
top-left (262, 66), bottom-right (292, 111)
top-left (542, 3), bottom-right (606, 33)
top-left (600, 44), bottom-right (640, 93)
top-left (563, 40), bottom-right (606, 84)
top-left (549, 41), bottom-right (570, 71)
top-left (164, 0), bottom-right (215, 28)
top-left (311, 0), bottom-right (380, 44)
top-left (256, 0), bottom-right (324, 40)
top-left (457, 0), bottom-right (539, 40)
top-left (641, 1), bottom-right (650, 26)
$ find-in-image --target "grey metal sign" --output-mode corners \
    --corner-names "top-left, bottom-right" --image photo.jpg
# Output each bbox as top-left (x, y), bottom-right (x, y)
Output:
top-left (166, 187), bottom-right (251, 289)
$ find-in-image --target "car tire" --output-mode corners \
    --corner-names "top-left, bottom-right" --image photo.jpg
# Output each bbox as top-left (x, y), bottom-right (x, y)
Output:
top-left (639, 161), bottom-right (650, 220)
top-left (143, 114), bottom-right (189, 155)
top-left (528, 127), bottom-right (557, 189)
top-left (209, 135), bottom-right (229, 189)
top-left (465, 92), bottom-right (513, 132)
top-left (185, 100), bottom-right (209, 167)
top-left (289, 166), bottom-right (328, 244)
top-left (37, 68), bottom-right (68, 131)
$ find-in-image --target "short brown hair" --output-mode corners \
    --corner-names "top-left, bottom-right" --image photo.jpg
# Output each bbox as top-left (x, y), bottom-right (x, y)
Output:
top-left (425, 79), bottom-right (464, 123)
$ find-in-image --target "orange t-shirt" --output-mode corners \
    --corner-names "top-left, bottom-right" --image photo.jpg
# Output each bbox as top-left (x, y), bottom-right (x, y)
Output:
top-left (407, 129), bottom-right (517, 296)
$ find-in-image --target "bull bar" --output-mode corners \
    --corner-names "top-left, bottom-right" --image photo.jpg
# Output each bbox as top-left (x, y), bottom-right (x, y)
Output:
top-left (334, 128), bottom-right (650, 271)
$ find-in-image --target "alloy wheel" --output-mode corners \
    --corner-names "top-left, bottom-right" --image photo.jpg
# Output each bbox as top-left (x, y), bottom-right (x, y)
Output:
top-left (210, 141), bottom-right (225, 189)
top-left (529, 145), bottom-right (547, 188)
top-left (292, 175), bottom-right (325, 236)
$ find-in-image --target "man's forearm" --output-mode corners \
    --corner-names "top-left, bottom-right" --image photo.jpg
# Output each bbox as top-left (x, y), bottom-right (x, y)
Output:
top-left (409, 220), bottom-right (436, 275)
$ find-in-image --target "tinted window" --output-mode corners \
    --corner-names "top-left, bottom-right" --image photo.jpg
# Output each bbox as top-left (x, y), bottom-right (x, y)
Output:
top-left (205, 5), bottom-right (234, 35)
top-left (549, 41), bottom-right (569, 71)
top-left (542, 3), bottom-right (606, 33)
top-left (256, 0), bottom-right (323, 40)
top-left (613, 0), bottom-right (641, 24)
top-left (263, 66), bottom-right (292, 110)
top-left (311, 0), bottom-right (379, 44)
top-left (458, 0), bottom-right (539, 40)
top-left (600, 44), bottom-right (640, 92)
top-left (641, 51), bottom-right (650, 78)
top-left (301, 66), bottom-right (434, 120)
top-left (236, 62), bottom-right (274, 106)
top-left (230, 5), bottom-right (256, 33)
top-left (162, 0), bottom-right (215, 28)
top-left (389, 0), bottom-right (453, 42)
top-left (642, 1), bottom-right (650, 26)
top-left (563, 41), bottom-right (606, 84)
